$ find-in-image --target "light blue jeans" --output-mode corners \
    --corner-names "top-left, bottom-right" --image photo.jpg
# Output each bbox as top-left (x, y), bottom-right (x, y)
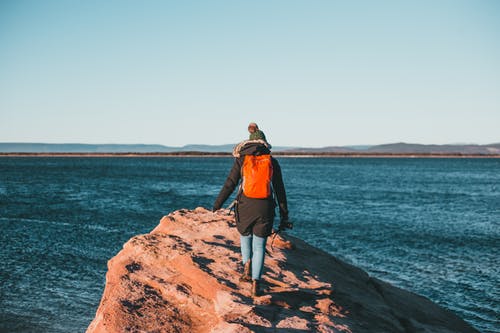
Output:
top-left (240, 234), bottom-right (267, 280)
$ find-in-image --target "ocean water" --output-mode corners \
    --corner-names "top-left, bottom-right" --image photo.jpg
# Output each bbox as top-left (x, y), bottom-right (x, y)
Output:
top-left (0, 157), bottom-right (498, 333)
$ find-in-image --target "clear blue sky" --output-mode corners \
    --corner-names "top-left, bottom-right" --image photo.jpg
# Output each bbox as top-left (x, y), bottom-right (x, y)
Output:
top-left (1, 0), bottom-right (499, 147)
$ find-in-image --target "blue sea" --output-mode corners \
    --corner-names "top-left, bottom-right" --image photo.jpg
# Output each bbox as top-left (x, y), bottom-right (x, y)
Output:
top-left (0, 157), bottom-right (498, 333)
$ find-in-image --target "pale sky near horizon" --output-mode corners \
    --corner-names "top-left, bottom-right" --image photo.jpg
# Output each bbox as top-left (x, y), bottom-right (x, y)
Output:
top-left (1, 1), bottom-right (499, 147)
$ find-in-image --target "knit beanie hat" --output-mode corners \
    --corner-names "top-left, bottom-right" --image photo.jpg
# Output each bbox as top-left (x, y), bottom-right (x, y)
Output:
top-left (249, 130), bottom-right (266, 141)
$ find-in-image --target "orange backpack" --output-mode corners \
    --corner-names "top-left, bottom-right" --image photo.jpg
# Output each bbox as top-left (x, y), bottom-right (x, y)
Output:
top-left (241, 154), bottom-right (273, 198)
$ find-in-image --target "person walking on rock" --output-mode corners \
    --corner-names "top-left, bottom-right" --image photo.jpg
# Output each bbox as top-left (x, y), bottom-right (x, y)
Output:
top-left (213, 140), bottom-right (290, 296)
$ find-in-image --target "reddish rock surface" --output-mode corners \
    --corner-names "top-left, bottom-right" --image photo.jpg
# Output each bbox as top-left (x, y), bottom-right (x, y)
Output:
top-left (87, 208), bottom-right (479, 333)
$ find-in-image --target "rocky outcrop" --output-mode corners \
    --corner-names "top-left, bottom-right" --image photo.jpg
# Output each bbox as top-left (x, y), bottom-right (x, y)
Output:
top-left (87, 208), bottom-right (479, 333)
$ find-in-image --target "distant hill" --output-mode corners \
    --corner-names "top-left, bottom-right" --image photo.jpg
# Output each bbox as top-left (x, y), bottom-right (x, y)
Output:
top-left (0, 142), bottom-right (499, 154)
top-left (283, 143), bottom-right (500, 154)
top-left (0, 143), bottom-right (178, 153)
top-left (0, 142), bottom-right (295, 153)
top-left (179, 144), bottom-right (234, 153)
top-left (281, 146), bottom-right (354, 153)
top-left (365, 142), bottom-right (500, 154)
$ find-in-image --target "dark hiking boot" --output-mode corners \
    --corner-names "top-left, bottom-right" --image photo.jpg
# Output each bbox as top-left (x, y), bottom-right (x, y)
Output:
top-left (251, 279), bottom-right (260, 297)
top-left (239, 260), bottom-right (252, 283)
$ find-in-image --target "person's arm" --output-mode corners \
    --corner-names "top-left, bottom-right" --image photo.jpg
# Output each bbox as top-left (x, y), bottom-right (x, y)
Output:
top-left (212, 159), bottom-right (242, 211)
top-left (271, 158), bottom-right (288, 221)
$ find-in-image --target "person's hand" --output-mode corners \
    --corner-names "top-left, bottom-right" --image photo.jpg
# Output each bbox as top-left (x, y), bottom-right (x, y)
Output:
top-left (279, 217), bottom-right (293, 231)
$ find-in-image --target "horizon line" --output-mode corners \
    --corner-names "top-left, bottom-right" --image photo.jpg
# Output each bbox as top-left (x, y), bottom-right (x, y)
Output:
top-left (1, 141), bottom-right (499, 148)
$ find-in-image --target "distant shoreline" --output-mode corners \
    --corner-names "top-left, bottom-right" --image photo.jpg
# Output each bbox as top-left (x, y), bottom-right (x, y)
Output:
top-left (1, 152), bottom-right (499, 158)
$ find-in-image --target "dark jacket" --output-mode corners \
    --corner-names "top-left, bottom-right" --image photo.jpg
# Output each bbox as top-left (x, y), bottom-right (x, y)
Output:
top-left (213, 143), bottom-right (288, 237)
